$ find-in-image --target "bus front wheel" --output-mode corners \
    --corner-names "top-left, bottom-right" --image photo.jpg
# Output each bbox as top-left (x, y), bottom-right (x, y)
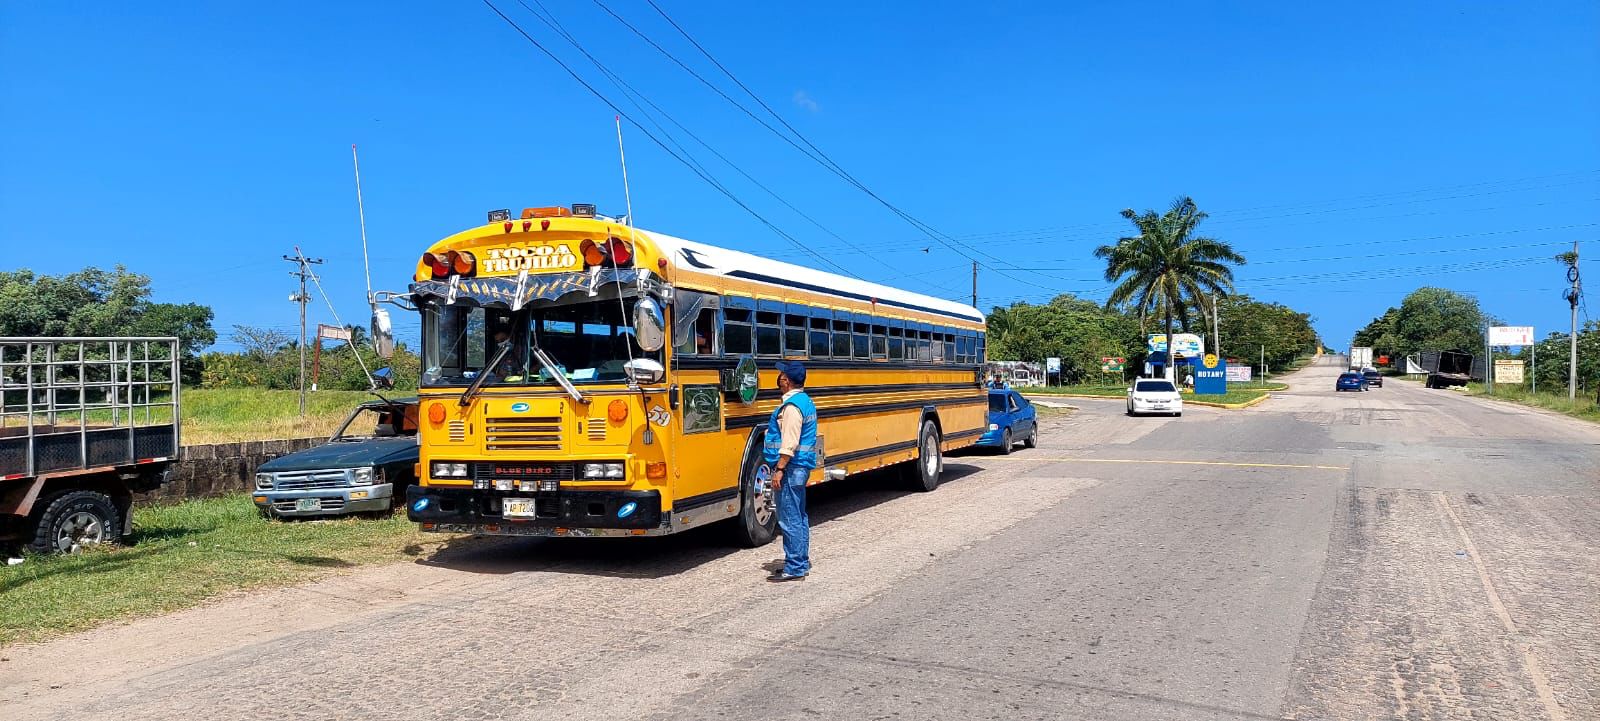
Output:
top-left (731, 443), bottom-right (778, 548)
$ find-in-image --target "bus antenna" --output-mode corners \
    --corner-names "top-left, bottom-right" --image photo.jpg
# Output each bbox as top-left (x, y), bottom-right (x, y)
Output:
top-left (615, 115), bottom-right (634, 227)
top-left (352, 144), bottom-right (375, 305)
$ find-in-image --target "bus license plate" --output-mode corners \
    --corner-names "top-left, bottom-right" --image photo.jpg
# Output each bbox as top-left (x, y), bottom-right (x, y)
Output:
top-left (296, 498), bottom-right (322, 512)
top-left (503, 498), bottom-right (538, 518)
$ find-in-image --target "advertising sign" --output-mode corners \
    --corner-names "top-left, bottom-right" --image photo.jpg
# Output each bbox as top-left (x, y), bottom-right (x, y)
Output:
top-left (1100, 357), bottom-right (1126, 372)
top-left (1493, 359), bottom-right (1525, 384)
top-left (1194, 353), bottom-right (1228, 395)
top-left (1488, 326), bottom-right (1534, 346)
top-left (316, 324), bottom-right (352, 342)
top-left (1225, 365), bottom-right (1252, 382)
top-left (1147, 333), bottom-right (1204, 357)
top-left (1046, 357), bottom-right (1061, 373)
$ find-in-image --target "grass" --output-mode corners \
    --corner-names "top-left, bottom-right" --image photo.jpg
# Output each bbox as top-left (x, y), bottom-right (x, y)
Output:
top-left (180, 388), bottom-right (374, 445)
top-left (0, 493), bottom-right (448, 646)
top-left (1462, 382), bottom-right (1600, 424)
top-left (1017, 382), bottom-right (1289, 406)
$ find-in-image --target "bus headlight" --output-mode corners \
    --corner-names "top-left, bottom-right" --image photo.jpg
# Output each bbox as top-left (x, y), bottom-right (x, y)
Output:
top-left (431, 461), bottom-right (469, 478)
top-left (582, 462), bottom-right (625, 479)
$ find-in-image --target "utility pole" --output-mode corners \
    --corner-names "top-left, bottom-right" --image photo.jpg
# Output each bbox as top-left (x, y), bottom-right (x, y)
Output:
top-left (971, 260), bottom-right (978, 308)
top-left (1211, 296), bottom-right (1220, 360)
top-left (1562, 242), bottom-right (1581, 400)
top-left (283, 249), bottom-right (325, 416)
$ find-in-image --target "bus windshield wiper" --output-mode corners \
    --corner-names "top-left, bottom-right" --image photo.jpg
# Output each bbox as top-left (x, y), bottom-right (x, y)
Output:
top-left (530, 345), bottom-right (587, 405)
top-left (457, 343), bottom-right (512, 407)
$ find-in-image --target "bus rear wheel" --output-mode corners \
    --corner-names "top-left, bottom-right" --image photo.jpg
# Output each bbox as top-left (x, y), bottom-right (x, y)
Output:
top-left (904, 420), bottom-right (943, 492)
top-left (731, 443), bottom-right (777, 548)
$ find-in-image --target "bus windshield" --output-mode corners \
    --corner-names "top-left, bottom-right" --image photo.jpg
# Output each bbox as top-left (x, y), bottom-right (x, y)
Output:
top-left (420, 297), bottom-right (662, 388)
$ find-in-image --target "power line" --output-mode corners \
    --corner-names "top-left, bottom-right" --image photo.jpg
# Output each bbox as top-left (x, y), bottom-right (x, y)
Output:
top-left (594, 0), bottom-right (1064, 295)
top-left (479, 0), bottom-right (855, 276)
top-left (514, 0), bottom-right (930, 291)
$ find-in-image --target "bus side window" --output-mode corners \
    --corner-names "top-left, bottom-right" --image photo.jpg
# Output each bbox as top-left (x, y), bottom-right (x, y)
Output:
top-left (783, 312), bottom-right (808, 358)
top-left (810, 315), bottom-right (830, 358)
top-left (887, 324), bottom-right (904, 360)
top-left (932, 331), bottom-right (945, 362)
top-left (944, 332), bottom-right (956, 362)
top-left (755, 310), bottom-right (781, 356)
top-left (853, 321), bottom-right (870, 359)
top-left (724, 309), bottom-right (753, 356)
top-left (675, 307), bottom-right (719, 356)
top-left (871, 323), bottom-right (888, 360)
top-left (831, 318), bottom-right (851, 358)
top-left (977, 332), bottom-right (986, 363)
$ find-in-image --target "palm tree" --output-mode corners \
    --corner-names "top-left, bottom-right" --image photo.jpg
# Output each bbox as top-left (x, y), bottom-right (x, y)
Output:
top-left (1094, 197), bottom-right (1244, 372)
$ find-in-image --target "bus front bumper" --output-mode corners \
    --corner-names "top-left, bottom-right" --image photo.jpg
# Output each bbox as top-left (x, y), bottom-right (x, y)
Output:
top-left (406, 485), bottom-right (673, 537)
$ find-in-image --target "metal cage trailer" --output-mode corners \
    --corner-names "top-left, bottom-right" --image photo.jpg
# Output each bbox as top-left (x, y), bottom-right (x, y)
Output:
top-left (0, 337), bottom-right (181, 553)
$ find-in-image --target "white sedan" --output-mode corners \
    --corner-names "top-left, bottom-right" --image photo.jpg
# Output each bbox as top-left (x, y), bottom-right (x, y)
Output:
top-left (1127, 378), bottom-right (1183, 417)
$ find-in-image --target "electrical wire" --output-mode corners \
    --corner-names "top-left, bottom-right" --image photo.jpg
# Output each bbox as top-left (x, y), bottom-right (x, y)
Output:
top-left (480, 0), bottom-right (855, 276)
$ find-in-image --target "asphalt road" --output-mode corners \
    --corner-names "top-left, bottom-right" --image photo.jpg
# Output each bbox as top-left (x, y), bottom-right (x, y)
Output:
top-left (2, 356), bottom-right (1596, 720)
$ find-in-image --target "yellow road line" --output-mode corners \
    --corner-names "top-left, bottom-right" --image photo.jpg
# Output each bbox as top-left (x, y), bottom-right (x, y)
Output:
top-left (981, 457), bottom-right (1347, 471)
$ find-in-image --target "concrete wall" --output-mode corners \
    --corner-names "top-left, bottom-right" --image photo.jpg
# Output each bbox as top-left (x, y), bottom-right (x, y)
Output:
top-left (142, 438), bottom-right (322, 505)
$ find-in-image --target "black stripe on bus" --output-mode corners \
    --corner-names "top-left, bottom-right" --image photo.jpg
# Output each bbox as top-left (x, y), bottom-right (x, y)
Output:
top-left (944, 427), bottom-right (985, 441)
top-left (724, 395), bottom-right (988, 430)
top-left (674, 487), bottom-right (740, 511)
top-left (827, 440), bottom-right (918, 465)
top-left (724, 270), bottom-right (984, 322)
top-left (675, 357), bottom-right (982, 373)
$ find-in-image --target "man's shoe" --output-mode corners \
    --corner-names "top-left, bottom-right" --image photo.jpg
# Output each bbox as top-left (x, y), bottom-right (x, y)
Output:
top-left (766, 572), bottom-right (806, 583)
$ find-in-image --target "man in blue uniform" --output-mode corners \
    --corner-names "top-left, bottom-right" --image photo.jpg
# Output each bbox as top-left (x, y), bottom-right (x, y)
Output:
top-left (764, 360), bottom-right (817, 582)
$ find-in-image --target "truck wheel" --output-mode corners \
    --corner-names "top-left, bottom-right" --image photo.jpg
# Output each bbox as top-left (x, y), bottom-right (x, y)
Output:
top-left (28, 490), bottom-right (123, 554)
top-left (730, 438), bottom-right (777, 548)
top-left (904, 420), bottom-right (943, 492)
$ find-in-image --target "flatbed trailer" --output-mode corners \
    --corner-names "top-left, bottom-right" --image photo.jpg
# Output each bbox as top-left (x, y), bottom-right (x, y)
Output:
top-left (0, 337), bottom-right (180, 553)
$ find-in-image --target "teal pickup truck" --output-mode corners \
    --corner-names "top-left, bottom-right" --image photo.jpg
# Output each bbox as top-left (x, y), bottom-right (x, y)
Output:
top-left (253, 398), bottom-right (418, 518)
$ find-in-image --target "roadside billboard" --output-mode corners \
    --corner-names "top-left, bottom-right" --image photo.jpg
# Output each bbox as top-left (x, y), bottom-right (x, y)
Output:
top-left (1488, 326), bottom-right (1534, 346)
top-left (1494, 360), bottom-right (1525, 384)
top-left (1147, 333), bottom-right (1204, 356)
top-left (1225, 365), bottom-right (1252, 382)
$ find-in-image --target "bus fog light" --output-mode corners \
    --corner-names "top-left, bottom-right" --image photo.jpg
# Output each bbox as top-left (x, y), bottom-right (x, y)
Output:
top-left (494, 479), bottom-right (514, 491)
top-left (474, 479), bottom-right (489, 490)
top-left (539, 480), bottom-right (559, 492)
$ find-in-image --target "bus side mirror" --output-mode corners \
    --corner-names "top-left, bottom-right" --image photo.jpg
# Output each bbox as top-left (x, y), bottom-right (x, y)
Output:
top-left (633, 297), bottom-right (666, 352)
top-left (372, 307), bottom-right (396, 359)
top-left (624, 358), bottom-right (665, 385)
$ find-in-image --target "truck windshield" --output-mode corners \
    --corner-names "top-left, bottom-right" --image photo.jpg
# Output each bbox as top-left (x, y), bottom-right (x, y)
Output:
top-left (421, 297), bottom-right (662, 388)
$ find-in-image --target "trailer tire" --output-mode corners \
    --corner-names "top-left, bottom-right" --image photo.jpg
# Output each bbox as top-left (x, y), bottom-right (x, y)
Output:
top-left (28, 490), bottom-right (123, 554)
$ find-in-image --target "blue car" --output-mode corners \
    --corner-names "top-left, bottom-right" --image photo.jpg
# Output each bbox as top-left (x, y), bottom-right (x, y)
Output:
top-left (977, 389), bottom-right (1037, 454)
top-left (1336, 372), bottom-right (1369, 392)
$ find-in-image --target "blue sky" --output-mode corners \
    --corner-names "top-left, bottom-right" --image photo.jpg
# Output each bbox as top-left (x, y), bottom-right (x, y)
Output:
top-left (3, 1), bottom-right (1597, 354)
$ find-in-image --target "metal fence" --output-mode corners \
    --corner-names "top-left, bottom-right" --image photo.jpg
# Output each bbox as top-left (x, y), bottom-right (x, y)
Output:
top-left (0, 337), bottom-right (181, 477)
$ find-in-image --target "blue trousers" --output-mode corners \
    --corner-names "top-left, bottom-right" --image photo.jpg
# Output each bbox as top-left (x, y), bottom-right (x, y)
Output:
top-left (776, 469), bottom-right (812, 577)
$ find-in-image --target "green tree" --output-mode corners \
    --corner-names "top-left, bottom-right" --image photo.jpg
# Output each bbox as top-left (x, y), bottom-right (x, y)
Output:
top-left (987, 294), bottom-right (1145, 383)
top-left (0, 267), bottom-right (216, 383)
top-left (1390, 287), bottom-right (1487, 359)
top-left (1095, 197), bottom-right (1246, 368)
top-left (1215, 294), bottom-right (1319, 371)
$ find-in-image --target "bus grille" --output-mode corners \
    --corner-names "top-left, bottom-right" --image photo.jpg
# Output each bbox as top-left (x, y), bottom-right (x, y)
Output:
top-left (484, 416), bottom-right (562, 451)
top-left (448, 420), bottom-right (466, 442)
top-left (471, 462), bottom-right (575, 481)
top-left (583, 418), bottom-right (606, 442)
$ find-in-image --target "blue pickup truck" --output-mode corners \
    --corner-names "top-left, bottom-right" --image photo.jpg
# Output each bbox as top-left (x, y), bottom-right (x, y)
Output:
top-left (253, 398), bottom-right (419, 518)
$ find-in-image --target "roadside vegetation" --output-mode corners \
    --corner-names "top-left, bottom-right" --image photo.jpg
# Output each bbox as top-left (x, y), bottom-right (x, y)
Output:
top-left (0, 494), bottom-right (452, 646)
top-left (181, 388), bottom-right (375, 444)
top-left (1463, 383), bottom-right (1600, 424)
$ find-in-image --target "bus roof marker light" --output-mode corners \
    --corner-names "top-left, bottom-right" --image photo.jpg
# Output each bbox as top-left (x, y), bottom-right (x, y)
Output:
top-left (522, 220), bottom-right (532, 232)
top-left (502, 221), bottom-right (513, 233)
top-left (541, 219), bottom-right (550, 231)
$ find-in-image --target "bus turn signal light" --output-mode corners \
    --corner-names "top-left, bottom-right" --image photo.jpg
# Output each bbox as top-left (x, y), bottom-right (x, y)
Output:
top-left (607, 400), bottom-right (628, 423)
top-left (428, 403), bottom-right (446, 424)
top-left (646, 462), bottom-right (667, 479)
top-left (450, 250), bottom-right (475, 275)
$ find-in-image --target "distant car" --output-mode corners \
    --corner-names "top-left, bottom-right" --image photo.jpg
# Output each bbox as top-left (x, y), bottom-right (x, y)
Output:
top-left (977, 389), bottom-right (1037, 453)
top-left (1336, 372), bottom-right (1369, 392)
top-left (1127, 378), bottom-right (1183, 417)
top-left (1362, 369), bottom-right (1383, 387)
top-left (253, 398), bottom-right (419, 518)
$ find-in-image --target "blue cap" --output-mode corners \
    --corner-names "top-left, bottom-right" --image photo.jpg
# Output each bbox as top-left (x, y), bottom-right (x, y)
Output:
top-left (774, 360), bottom-right (807, 387)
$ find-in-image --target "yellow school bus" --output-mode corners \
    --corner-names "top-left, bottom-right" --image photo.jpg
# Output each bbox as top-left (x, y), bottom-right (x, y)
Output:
top-left (391, 204), bottom-right (987, 546)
